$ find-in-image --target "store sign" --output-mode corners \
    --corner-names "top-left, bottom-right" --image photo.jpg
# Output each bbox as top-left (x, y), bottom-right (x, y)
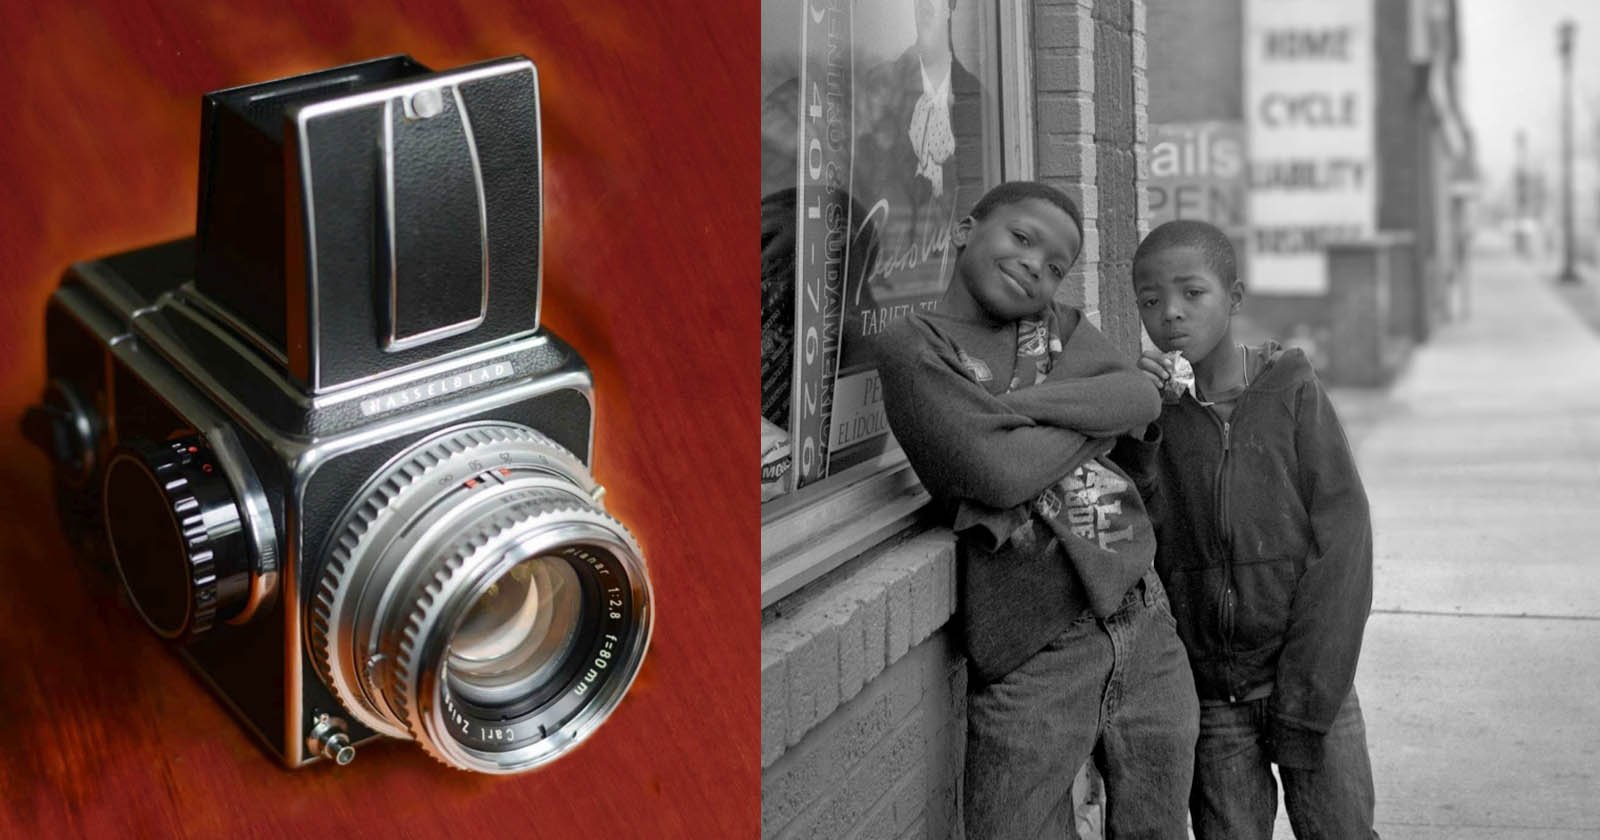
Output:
top-left (1245, 0), bottom-right (1375, 294)
top-left (1148, 121), bottom-right (1247, 233)
top-left (790, 0), bottom-right (852, 488)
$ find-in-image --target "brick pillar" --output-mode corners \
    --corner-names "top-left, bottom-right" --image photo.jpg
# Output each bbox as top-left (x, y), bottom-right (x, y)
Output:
top-left (1092, 0), bottom-right (1141, 354)
top-left (1033, 0), bottom-right (1101, 322)
top-left (1034, 0), bottom-right (1144, 357)
top-left (1132, 0), bottom-right (1150, 248)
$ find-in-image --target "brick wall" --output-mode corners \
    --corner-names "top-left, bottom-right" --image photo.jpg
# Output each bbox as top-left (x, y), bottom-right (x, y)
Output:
top-left (1093, 0), bottom-right (1141, 352)
top-left (1035, 0), bottom-right (1103, 322)
top-left (1035, 0), bottom-right (1145, 356)
top-left (762, 532), bottom-right (961, 839)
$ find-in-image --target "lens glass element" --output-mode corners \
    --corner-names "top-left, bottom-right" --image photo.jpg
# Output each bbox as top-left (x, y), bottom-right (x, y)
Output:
top-left (447, 554), bottom-right (583, 708)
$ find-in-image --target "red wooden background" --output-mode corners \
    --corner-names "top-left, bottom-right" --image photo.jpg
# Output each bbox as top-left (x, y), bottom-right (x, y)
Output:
top-left (0, 2), bottom-right (758, 837)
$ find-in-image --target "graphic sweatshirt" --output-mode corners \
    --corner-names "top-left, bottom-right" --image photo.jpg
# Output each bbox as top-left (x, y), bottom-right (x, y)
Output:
top-left (876, 303), bottom-right (1161, 682)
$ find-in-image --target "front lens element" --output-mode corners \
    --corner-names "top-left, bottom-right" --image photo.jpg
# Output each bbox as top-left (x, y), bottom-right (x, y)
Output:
top-left (448, 554), bottom-right (583, 708)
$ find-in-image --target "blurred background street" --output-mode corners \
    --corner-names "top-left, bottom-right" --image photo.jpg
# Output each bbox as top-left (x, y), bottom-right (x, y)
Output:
top-left (1327, 231), bottom-right (1600, 838)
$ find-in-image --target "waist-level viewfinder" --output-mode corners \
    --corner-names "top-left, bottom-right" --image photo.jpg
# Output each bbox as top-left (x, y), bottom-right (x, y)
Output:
top-left (195, 55), bottom-right (544, 393)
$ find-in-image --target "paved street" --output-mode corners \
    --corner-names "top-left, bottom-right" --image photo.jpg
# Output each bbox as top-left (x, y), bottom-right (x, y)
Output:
top-left (1316, 236), bottom-right (1600, 838)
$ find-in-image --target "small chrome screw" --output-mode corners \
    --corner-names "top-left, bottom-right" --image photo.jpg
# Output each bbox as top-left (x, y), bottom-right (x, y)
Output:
top-left (410, 89), bottom-right (444, 119)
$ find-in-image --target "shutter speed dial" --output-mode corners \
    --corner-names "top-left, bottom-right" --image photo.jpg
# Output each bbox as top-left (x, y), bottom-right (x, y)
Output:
top-left (102, 436), bottom-right (251, 641)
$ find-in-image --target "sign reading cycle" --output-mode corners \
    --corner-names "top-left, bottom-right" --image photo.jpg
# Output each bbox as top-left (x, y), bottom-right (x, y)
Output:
top-left (1245, 0), bottom-right (1375, 295)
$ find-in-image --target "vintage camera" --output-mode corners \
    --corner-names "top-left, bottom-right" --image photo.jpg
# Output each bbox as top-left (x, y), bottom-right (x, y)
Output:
top-left (22, 55), bottom-right (653, 774)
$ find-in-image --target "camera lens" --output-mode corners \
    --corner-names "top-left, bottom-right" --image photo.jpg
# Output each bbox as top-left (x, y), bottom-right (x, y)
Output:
top-left (309, 424), bottom-right (651, 774)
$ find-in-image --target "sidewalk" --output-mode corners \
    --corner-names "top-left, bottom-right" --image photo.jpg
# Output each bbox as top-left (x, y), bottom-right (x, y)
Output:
top-left (1334, 237), bottom-right (1600, 837)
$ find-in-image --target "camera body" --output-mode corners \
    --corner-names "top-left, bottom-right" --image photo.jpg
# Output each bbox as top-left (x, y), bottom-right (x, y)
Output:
top-left (26, 56), bottom-right (652, 773)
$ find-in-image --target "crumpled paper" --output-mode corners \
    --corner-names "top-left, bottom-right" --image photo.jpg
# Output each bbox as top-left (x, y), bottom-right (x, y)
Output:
top-left (1163, 350), bottom-right (1196, 403)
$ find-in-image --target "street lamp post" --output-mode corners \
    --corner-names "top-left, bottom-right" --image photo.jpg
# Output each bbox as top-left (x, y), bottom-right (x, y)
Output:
top-left (1559, 20), bottom-right (1580, 283)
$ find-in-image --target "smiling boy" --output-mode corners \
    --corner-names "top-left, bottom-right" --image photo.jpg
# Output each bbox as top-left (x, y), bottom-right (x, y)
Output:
top-left (876, 182), bottom-right (1198, 839)
top-left (1128, 220), bottom-right (1378, 839)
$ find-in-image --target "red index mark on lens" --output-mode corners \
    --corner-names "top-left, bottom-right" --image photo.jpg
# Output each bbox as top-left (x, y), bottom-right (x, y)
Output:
top-left (497, 468), bottom-right (512, 477)
top-left (464, 478), bottom-right (480, 489)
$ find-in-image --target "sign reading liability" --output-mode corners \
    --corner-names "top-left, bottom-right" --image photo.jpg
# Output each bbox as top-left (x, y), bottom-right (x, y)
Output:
top-left (1245, 0), bottom-right (1375, 294)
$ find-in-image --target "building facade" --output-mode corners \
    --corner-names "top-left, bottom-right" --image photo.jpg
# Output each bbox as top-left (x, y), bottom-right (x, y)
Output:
top-left (1145, 0), bottom-right (1473, 385)
top-left (760, 1), bottom-right (1152, 836)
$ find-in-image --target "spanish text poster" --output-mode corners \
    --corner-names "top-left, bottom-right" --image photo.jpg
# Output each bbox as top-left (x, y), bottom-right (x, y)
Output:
top-left (791, 0), bottom-right (852, 487)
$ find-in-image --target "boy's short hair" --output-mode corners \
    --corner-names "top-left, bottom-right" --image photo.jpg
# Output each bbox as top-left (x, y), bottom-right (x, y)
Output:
top-left (969, 181), bottom-right (1084, 258)
top-left (1133, 219), bottom-right (1238, 285)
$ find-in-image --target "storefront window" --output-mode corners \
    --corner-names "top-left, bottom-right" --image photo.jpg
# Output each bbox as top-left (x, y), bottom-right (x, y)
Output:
top-left (761, 0), bottom-right (1013, 602)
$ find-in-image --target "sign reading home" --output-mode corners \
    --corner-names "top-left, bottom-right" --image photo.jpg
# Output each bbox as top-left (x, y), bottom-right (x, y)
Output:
top-left (1245, 0), bottom-right (1375, 294)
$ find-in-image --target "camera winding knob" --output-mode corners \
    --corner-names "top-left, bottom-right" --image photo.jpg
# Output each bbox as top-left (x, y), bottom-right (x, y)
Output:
top-left (102, 436), bottom-right (250, 641)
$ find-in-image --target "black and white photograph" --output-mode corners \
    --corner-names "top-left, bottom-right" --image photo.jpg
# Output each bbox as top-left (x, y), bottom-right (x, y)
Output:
top-left (762, 0), bottom-right (1600, 837)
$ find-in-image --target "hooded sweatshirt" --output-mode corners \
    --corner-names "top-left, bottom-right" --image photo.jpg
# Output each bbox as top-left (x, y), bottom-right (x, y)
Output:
top-left (1122, 342), bottom-right (1373, 767)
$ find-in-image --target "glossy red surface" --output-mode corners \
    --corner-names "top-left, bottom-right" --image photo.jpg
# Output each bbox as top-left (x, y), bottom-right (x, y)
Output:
top-left (0, 2), bottom-right (758, 837)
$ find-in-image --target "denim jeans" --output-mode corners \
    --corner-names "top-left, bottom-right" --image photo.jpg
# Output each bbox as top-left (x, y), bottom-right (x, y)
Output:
top-left (1190, 689), bottom-right (1379, 840)
top-left (964, 570), bottom-right (1199, 839)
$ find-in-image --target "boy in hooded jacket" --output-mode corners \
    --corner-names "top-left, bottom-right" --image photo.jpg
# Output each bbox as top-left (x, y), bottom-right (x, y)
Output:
top-left (1126, 219), bottom-right (1378, 839)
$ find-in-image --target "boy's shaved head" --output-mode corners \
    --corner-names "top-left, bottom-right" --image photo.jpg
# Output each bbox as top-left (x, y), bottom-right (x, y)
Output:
top-left (969, 181), bottom-right (1084, 259)
top-left (1133, 219), bottom-right (1237, 285)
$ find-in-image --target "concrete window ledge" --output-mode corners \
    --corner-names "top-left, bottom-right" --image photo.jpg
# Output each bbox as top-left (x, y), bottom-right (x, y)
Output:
top-left (761, 528), bottom-right (958, 769)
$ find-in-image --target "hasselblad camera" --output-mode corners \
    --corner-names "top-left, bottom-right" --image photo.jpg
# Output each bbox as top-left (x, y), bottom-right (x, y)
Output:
top-left (22, 55), bottom-right (653, 774)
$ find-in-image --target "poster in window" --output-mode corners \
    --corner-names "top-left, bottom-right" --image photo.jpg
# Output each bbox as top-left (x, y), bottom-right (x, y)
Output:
top-left (761, 0), bottom-right (998, 495)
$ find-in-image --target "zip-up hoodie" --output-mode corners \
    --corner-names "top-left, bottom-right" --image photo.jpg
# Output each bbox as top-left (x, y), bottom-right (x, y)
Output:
top-left (1123, 342), bottom-right (1372, 767)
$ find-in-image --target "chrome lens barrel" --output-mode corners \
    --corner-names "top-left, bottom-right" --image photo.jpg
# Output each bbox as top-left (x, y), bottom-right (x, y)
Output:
top-left (308, 424), bottom-right (652, 773)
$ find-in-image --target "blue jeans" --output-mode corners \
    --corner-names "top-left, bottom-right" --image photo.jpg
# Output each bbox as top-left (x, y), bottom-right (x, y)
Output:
top-left (964, 570), bottom-right (1199, 839)
top-left (1190, 689), bottom-right (1379, 840)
